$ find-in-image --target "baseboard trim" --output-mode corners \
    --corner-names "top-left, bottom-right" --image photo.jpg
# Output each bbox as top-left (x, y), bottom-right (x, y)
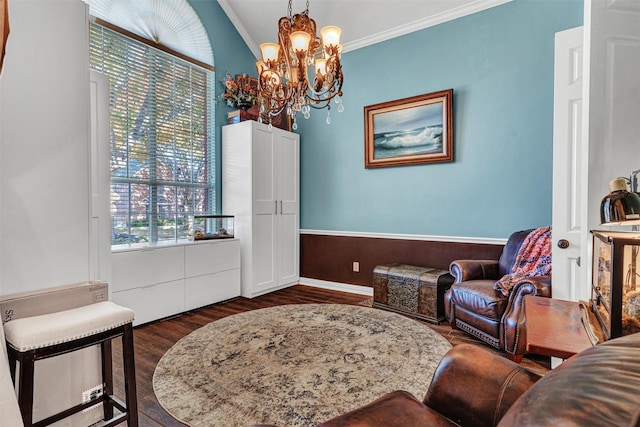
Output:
top-left (243, 282), bottom-right (296, 299)
top-left (300, 229), bottom-right (507, 245)
top-left (298, 277), bottom-right (373, 296)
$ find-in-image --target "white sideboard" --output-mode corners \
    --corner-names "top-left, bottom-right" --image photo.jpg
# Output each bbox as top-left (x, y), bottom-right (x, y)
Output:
top-left (111, 239), bottom-right (240, 325)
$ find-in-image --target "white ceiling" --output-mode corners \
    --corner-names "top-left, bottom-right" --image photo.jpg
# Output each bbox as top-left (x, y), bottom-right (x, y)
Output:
top-left (217, 0), bottom-right (512, 58)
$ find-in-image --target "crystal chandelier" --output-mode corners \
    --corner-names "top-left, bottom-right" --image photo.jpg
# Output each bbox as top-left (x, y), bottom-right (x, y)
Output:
top-left (256, 0), bottom-right (344, 130)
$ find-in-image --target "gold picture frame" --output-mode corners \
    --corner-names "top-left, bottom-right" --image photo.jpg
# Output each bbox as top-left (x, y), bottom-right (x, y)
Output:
top-left (364, 89), bottom-right (453, 168)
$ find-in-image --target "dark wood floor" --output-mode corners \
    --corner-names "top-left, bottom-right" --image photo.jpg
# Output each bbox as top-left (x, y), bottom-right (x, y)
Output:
top-left (111, 285), bottom-right (550, 427)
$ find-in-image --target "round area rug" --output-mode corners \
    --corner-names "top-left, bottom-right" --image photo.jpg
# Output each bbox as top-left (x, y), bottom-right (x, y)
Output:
top-left (153, 303), bottom-right (451, 427)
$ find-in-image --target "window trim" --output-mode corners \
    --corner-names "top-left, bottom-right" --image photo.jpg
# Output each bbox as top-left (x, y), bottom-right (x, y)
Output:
top-left (92, 16), bottom-right (214, 72)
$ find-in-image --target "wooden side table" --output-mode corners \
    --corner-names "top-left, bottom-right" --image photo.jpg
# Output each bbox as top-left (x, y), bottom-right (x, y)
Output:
top-left (524, 296), bottom-right (594, 360)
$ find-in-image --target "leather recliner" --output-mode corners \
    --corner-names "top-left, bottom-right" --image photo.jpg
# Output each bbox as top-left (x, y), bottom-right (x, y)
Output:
top-left (444, 229), bottom-right (551, 362)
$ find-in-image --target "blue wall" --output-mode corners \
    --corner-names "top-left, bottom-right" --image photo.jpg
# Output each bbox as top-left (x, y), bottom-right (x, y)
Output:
top-left (189, 0), bottom-right (583, 240)
top-left (296, 0), bottom-right (583, 239)
top-left (187, 0), bottom-right (258, 210)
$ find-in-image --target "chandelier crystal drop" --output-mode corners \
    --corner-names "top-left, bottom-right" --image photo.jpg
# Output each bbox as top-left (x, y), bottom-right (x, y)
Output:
top-left (256, 0), bottom-right (344, 127)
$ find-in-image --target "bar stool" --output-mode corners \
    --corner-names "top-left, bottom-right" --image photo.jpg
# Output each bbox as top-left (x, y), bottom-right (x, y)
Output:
top-left (3, 301), bottom-right (138, 427)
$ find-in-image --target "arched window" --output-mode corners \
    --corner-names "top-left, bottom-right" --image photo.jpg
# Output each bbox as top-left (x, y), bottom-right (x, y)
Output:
top-left (85, 0), bottom-right (215, 246)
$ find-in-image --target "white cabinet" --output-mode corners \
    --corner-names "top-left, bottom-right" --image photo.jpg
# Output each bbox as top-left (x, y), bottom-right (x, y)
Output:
top-left (112, 246), bottom-right (184, 291)
top-left (111, 239), bottom-right (240, 325)
top-left (185, 269), bottom-right (240, 311)
top-left (222, 121), bottom-right (300, 298)
top-left (184, 240), bottom-right (241, 310)
top-left (113, 279), bottom-right (185, 326)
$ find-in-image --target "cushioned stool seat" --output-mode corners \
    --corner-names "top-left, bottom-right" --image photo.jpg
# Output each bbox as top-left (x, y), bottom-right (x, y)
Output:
top-left (4, 301), bottom-right (138, 427)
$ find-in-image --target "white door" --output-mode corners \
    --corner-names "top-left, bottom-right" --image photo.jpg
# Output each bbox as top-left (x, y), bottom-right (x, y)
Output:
top-left (252, 125), bottom-right (278, 292)
top-left (275, 129), bottom-right (300, 286)
top-left (553, 1), bottom-right (640, 302)
top-left (584, 0), bottom-right (640, 294)
top-left (552, 27), bottom-right (586, 301)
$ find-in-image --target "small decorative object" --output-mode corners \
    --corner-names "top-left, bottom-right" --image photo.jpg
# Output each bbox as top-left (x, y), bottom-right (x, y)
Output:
top-left (261, 106), bottom-right (292, 132)
top-left (228, 108), bottom-right (259, 124)
top-left (600, 175), bottom-right (640, 225)
top-left (190, 215), bottom-right (234, 240)
top-left (220, 72), bottom-right (258, 111)
top-left (364, 89), bottom-right (454, 168)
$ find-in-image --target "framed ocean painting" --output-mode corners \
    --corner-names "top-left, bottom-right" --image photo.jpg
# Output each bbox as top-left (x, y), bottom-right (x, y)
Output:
top-left (364, 89), bottom-right (453, 168)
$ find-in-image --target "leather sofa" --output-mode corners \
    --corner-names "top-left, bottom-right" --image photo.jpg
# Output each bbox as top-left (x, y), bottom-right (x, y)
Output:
top-left (445, 229), bottom-right (551, 362)
top-left (319, 332), bottom-right (640, 427)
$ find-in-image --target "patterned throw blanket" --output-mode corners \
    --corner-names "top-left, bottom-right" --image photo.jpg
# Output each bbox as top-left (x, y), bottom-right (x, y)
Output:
top-left (493, 226), bottom-right (552, 297)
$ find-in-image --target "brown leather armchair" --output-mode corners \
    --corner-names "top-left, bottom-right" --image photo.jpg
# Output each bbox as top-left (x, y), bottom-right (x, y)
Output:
top-left (318, 344), bottom-right (541, 427)
top-left (319, 333), bottom-right (640, 427)
top-left (444, 229), bottom-right (551, 362)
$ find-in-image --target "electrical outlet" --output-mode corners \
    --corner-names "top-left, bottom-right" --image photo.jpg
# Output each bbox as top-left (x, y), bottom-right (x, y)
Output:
top-left (82, 384), bottom-right (104, 404)
top-left (93, 292), bottom-right (105, 302)
top-left (353, 261), bottom-right (360, 272)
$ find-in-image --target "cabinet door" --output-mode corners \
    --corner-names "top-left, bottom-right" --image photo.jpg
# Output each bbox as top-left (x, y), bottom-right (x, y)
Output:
top-left (276, 130), bottom-right (300, 286)
top-left (112, 246), bottom-right (184, 292)
top-left (185, 239), bottom-right (240, 278)
top-left (251, 126), bottom-right (277, 292)
top-left (111, 279), bottom-right (185, 326)
top-left (184, 269), bottom-right (241, 311)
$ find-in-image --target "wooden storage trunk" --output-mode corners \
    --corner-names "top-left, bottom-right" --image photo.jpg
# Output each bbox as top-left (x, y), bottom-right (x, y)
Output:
top-left (373, 264), bottom-right (454, 324)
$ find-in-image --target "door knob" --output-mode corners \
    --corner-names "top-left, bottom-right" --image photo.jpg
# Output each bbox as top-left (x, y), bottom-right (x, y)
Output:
top-left (557, 239), bottom-right (570, 249)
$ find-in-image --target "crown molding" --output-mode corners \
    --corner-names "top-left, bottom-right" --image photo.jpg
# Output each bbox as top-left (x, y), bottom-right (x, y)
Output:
top-left (218, 0), bottom-right (263, 59)
top-left (342, 0), bottom-right (513, 53)
top-left (219, 0), bottom-right (513, 59)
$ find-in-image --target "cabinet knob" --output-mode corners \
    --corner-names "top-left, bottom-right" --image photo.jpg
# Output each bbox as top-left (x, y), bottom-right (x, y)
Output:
top-left (557, 239), bottom-right (570, 249)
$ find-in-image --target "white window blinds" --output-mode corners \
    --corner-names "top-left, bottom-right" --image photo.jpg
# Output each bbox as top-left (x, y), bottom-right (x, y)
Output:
top-left (89, 21), bottom-right (214, 245)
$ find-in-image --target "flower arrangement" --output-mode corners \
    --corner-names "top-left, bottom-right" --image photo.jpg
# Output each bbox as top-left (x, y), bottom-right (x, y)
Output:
top-left (220, 72), bottom-right (258, 110)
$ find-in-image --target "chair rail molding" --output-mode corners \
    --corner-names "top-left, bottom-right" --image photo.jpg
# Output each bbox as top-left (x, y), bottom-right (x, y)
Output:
top-left (300, 229), bottom-right (508, 246)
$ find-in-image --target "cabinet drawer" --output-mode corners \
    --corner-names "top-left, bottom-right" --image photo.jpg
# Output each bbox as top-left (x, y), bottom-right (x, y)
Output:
top-left (111, 279), bottom-right (185, 326)
top-left (185, 239), bottom-right (240, 278)
top-left (184, 269), bottom-right (240, 311)
top-left (112, 246), bottom-right (184, 291)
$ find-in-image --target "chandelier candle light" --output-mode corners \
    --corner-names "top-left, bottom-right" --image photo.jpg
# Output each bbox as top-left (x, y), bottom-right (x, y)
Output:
top-left (256, 0), bottom-right (344, 130)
